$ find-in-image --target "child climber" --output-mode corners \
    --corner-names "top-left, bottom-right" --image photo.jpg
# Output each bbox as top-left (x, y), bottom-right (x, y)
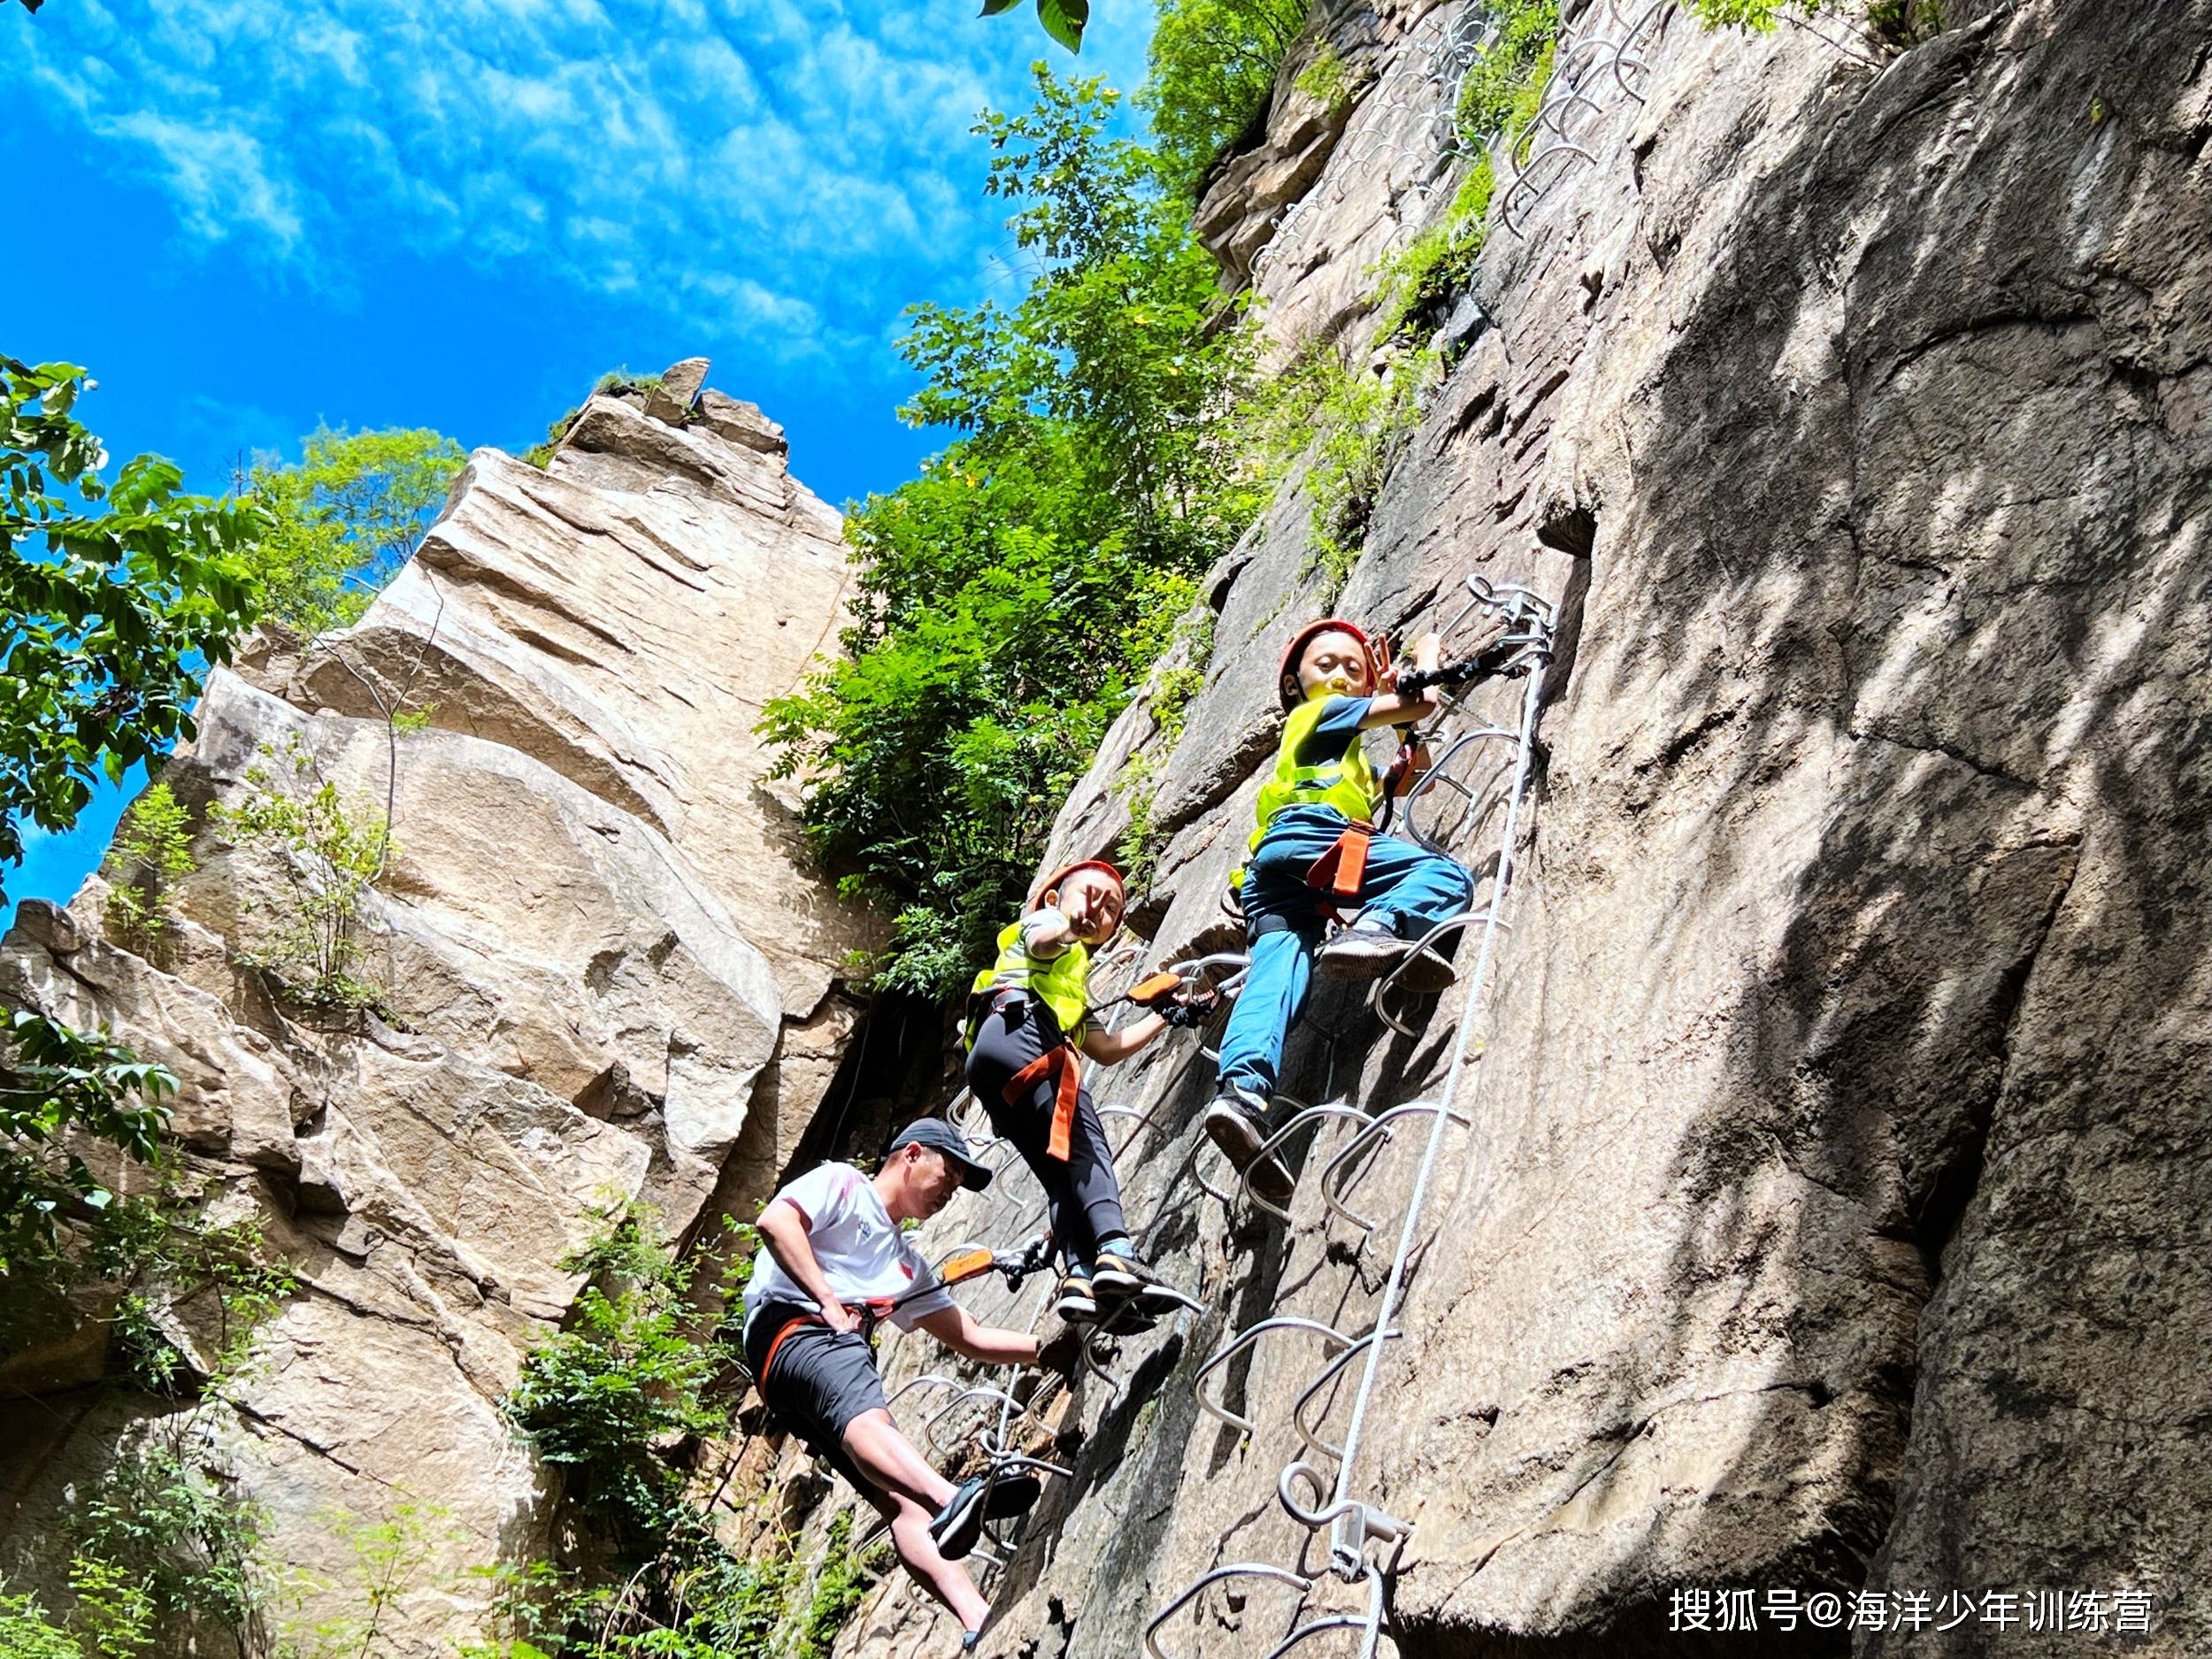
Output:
top-left (965, 859), bottom-right (1208, 1325)
top-left (1203, 618), bottom-right (1494, 1203)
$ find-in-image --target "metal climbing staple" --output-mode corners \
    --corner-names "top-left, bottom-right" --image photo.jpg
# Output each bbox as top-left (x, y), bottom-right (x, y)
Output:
top-left (1500, 0), bottom-right (1675, 237)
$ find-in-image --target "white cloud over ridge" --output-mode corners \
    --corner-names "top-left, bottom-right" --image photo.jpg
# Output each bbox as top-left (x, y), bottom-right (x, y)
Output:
top-left (19, 0), bottom-right (1157, 373)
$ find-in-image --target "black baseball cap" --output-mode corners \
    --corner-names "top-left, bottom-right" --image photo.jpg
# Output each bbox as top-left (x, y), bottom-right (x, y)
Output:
top-left (887, 1118), bottom-right (994, 1192)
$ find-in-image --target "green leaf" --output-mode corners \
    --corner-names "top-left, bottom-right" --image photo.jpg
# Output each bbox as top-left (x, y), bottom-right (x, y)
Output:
top-left (979, 0), bottom-right (1022, 13)
top-left (1035, 0), bottom-right (1087, 50)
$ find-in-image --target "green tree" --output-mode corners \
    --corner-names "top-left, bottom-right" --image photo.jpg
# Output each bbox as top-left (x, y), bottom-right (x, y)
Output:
top-left (1138, 0), bottom-right (1307, 199)
top-left (1, 354), bottom-right (263, 1274)
top-left (242, 426), bottom-right (465, 634)
top-left (0, 1591), bottom-right (79, 1659)
top-left (0, 1010), bottom-right (171, 1277)
top-left (209, 734), bottom-right (393, 1013)
top-left (503, 1206), bottom-right (736, 1544)
top-left (1, 357), bottom-right (264, 903)
top-left (760, 71), bottom-right (1258, 995)
top-left (104, 780), bottom-right (196, 955)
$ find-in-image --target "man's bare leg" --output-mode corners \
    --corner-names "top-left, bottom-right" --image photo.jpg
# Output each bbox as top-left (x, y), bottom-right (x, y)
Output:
top-left (842, 1408), bottom-right (959, 1512)
top-left (865, 1486), bottom-right (993, 1633)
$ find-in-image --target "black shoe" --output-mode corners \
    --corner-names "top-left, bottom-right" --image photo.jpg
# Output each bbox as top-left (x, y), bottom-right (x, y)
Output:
top-left (1090, 1250), bottom-right (1169, 1300)
top-left (930, 1477), bottom-right (988, 1560)
top-left (1202, 1093), bottom-right (1268, 1166)
top-left (1054, 1271), bottom-right (1100, 1324)
top-left (1316, 915), bottom-right (1407, 982)
top-left (1205, 1092), bottom-right (1293, 1208)
top-left (984, 1471), bottom-right (1042, 1519)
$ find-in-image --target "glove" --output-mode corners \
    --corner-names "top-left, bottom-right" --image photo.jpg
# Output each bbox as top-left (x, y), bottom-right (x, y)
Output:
top-left (1159, 995), bottom-right (1217, 1030)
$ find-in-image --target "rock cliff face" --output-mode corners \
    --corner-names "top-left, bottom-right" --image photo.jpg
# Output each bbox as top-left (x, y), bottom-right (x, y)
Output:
top-left (0, 371), bottom-right (877, 1650)
top-left (827, 1), bottom-right (2212, 1655)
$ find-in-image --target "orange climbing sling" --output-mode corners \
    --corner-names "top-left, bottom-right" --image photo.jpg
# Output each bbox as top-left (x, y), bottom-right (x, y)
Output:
top-left (1004, 1040), bottom-right (1083, 1163)
top-left (1304, 818), bottom-right (1373, 909)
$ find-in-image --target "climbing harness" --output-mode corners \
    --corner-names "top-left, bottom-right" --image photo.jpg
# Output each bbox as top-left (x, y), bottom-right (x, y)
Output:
top-left (1146, 573), bottom-right (1555, 1659)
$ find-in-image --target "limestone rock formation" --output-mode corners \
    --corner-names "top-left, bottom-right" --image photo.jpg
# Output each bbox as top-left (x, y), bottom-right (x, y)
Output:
top-left (0, 364), bottom-right (876, 1652)
top-left (822, 2), bottom-right (2212, 1656)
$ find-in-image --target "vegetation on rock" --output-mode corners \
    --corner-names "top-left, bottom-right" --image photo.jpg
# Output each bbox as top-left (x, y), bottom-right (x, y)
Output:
top-left (0, 1164), bottom-right (295, 1659)
top-left (209, 733), bottom-right (394, 1015)
top-left (240, 427), bottom-right (465, 636)
top-left (522, 371), bottom-right (664, 469)
top-left (1140, 0), bottom-right (1307, 199)
top-left (102, 782), bottom-right (196, 957)
top-left (486, 1206), bottom-right (882, 1658)
top-left (1690, 0), bottom-right (1943, 40)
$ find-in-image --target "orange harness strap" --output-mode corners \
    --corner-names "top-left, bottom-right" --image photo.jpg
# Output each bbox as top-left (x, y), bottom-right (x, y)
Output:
top-left (1305, 822), bottom-right (1373, 906)
top-left (761, 1294), bottom-right (897, 1386)
top-left (1005, 1042), bottom-right (1083, 1162)
top-left (759, 1312), bottom-right (819, 1386)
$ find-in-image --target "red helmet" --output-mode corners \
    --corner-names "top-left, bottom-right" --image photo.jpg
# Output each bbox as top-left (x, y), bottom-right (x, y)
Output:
top-left (1278, 618), bottom-right (1390, 710)
top-left (1030, 858), bottom-right (1125, 912)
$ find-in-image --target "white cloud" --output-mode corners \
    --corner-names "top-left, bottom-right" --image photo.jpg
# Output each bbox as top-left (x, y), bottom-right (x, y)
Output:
top-left (17, 0), bottom-right (1161, 375)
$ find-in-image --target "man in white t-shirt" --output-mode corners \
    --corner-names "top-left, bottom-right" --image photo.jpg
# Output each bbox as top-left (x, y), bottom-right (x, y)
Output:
top-left (743, 1118), bottom-right (1042, 1650)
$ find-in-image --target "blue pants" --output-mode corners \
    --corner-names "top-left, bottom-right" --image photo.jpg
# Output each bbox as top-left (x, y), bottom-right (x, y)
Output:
top-left (1215, 807), bottom-right (1474, 1103)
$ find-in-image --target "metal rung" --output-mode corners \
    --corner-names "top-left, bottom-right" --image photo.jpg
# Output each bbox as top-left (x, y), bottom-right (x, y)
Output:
top-left (882, 1373), bottom-right (966, 1413)
top-left (1241, 1102), bottom-right (1373, 1222)
top-left (1194, 1317), bottom-right (1356, 1437)
top-left (1191, 1091), bottom-right (1312, 1204)
top-left (991, 1450), bottom-right (1074, 1482)
top-left (1318, 1100), bottom-right (1476, 1234)
top-left (1144, 1564), bottom-right (1317, 1659)
top-left (1290, 1331), bottom-right (1404, 1463)
top-left (1372, 910), bottom-right (1509, 1038)
top-left (1075, 1279), bottom-right (1205, 1395)
top-left (922, 1384), bottom-right (1055, 1458)
top-left (1168, 949), bottom-right (1253, 1001)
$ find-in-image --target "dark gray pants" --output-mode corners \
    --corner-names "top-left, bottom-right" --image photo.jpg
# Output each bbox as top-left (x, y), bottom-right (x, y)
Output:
top-left (964, 995), bottom-right (1127, 1271)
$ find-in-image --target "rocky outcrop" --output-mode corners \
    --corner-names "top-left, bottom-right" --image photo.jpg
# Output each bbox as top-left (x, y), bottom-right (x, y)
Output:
top-left (0, 365), bottom-right (876, 1652)
top-left (828, 2), bottom-right (2212, 1656)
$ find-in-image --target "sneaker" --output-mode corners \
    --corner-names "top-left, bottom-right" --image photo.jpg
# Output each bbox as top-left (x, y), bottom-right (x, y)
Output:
top-left (1202, 1091), bottom-right (1269, 1166)
top-left (1090, 1250), bottom-right (1169, 1301)
top-left (1054, 1271), bottom-right (1100, 1325)
top-left (1316, 914), bottom-right (1409, 982)
top-left (1394, 935), bottom-right (1460, 995)
top-left (962, 1634), bottom-right (981, 1655)
top-left (983, 1471), bottom-right (1042, 1519)
top-left (930, 1476), bottom-right (988, 1560)
top-left (1204, 1091), bottom-right (1294, 1210)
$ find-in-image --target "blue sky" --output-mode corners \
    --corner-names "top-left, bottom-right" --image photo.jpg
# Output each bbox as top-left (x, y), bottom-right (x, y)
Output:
top-left (6, 0), bottom-right (1161, 927)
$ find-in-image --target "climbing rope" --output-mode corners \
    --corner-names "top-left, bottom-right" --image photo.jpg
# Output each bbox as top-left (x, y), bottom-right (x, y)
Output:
top-left (1146, 573), bottom-right (1556, 1659)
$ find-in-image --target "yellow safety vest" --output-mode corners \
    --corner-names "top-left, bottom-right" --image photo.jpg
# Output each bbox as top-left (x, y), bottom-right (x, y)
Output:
top-left (1248, 695), bottom-right (1382, 855)
top-left (969, 919), bottom-right (1091, 1041)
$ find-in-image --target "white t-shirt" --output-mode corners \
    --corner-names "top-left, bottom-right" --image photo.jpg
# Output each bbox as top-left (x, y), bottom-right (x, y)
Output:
top-left (742, 1162), bottom-right (952, 1340)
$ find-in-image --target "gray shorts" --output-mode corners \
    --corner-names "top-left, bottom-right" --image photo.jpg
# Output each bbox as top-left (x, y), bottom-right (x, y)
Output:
top-left (747, 1303), bottom-right (888, 1496)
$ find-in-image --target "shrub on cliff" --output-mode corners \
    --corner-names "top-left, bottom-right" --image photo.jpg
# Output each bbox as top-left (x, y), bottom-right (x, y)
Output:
top-left (762, 70), bottom-right (1263, 997)
top-left (241, 426), bottom-right (465, 635)
top-left (1140, 0), bottom-right (1308, 200)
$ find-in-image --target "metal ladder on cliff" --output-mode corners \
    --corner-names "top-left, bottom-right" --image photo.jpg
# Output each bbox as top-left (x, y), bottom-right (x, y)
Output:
top-left (1143, 574), bottom-right (1555, 1659)
top-left (1498, 0), bottom-right (1670, 237)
